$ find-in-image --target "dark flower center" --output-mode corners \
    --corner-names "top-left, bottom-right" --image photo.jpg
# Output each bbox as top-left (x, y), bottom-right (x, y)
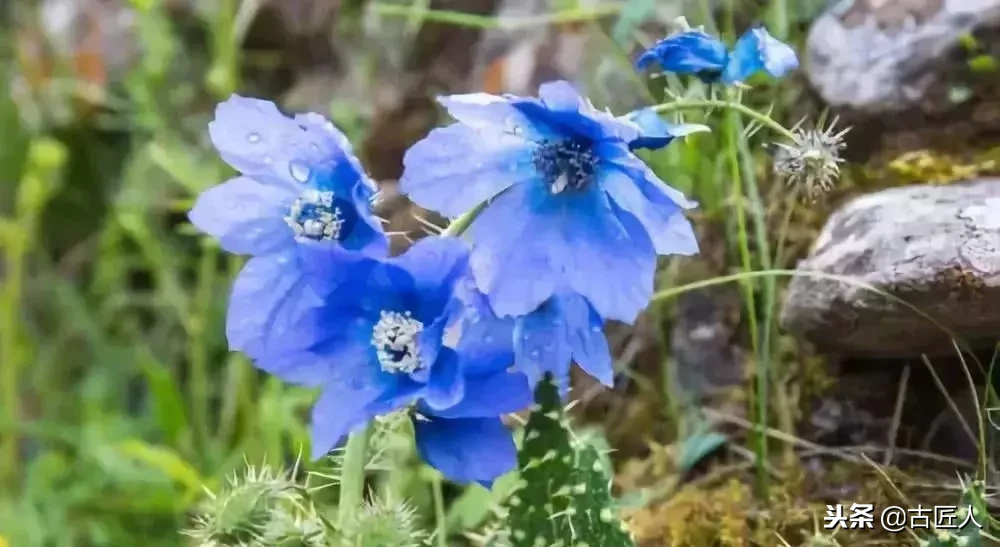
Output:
top-left (371, 310), bottom-right (424, 373)
top-left (285, 190), bottom-right (355, 241)
top-left (533, 138), bottom-right (598, 194)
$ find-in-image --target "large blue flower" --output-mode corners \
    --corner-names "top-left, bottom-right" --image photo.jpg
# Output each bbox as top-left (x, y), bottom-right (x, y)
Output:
top-left (636, 26), bottom-right (798, 84)
top-left (399, 81), bottom-right (700, 324)
top-left (246, 236), bottom-right (531, 485)
top-left (188, 96), bottom-right (387, 360)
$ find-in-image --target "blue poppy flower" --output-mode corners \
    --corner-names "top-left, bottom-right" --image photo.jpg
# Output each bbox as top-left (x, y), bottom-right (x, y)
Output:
top-left (188, 96), bottom-right (387, 360)
top-left (399, 81), bottom-right (700, 325)
top-left (636, 26), bottom-right (798, 84)
top-left (244, 236), bottom-right (531, 484)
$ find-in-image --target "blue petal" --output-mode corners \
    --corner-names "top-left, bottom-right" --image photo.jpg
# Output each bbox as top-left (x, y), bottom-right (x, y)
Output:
top-left (389, 237), bottom-right (470, 321)
top-left (400, 123), bottom-right (538, 218)
top-left (437, 93), bottom-right (555, 141)
top-left (430, 370), bottom-right (531, 419)
top-left (722, 27), bottom-right (798, 83)
top-left (523, 81), bottom-right (641, 143)
top-left (513, 293), bottom-right (612, 387)
top-left (468, 181), bottom-right (656, 322)
top-left (454, 302), bottom-right (516, 377)
top-left (310, 377), bottom-right (391, 459)
top-left (188, 176), bottom-right (295, 255)
top-left (209, 97), bottom-right (325, 191)
top-left (423, 348), bottom-right (465, 411)
top-left (555, 293), bottom-right (613, 386)
top-left (635, 31), bottom-right (728, 74)
top-left (622, 108), bottom-right (711, 151)
top-left (513, 302), bottom-right (573, 388)
top-left (599, 154), bottom-right (699, 257)
top-left (413, 416), bottom-right (516, 487)
top-left (227, 252), bottom-right (320, 364)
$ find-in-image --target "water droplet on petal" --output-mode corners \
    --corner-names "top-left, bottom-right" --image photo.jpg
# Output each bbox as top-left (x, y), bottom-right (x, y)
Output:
top-left (309, 142), bottom-right (321, 155)
top-left (247, 132), bottom-right (261, 144)
top-left (263, 155), bottom-right (274, 165)
top-left (484, 334), bottom-right (494, 344)
top-left (530, 349), bottom-right (540, 358)
top-left (592, 326), bottom-right (602, 333)
top-left (290, 160), bottom-right (311, 183)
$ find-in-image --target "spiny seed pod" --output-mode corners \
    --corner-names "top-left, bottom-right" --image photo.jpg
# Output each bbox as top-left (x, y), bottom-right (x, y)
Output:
top-left (773, 116), bottom-right (849, 202)
top-left (183, 463), bottom-right (315, 547)
top-left (504, 375), bottom-right (635, 547)
top-left (339, 495), bottom-right (424, 547)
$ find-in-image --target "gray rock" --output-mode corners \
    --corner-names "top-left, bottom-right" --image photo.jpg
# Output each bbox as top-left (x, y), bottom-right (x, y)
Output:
top-left (781, 179), bottom-right (1000, 357)
top-left (805, 0), bottom-right (1000, 114)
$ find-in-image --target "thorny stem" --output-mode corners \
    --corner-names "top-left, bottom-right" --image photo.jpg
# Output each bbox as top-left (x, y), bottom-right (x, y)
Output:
top-left (653, 99), bottom-right (798, 142)
top-left (337, 423), bottom-right (374, 532)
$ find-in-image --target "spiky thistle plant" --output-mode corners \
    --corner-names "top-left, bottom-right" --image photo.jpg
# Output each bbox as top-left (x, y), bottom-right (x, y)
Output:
top-left (184, 461), bottom-right (325, 547)
top-left (502, 375), bottom-right (635, 547)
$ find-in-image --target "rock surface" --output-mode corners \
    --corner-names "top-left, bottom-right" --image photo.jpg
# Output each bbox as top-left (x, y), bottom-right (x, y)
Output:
top-left (803, 0), bottom-right (1000, 157)
top-left (781, 179), bottom-right (1000, 357)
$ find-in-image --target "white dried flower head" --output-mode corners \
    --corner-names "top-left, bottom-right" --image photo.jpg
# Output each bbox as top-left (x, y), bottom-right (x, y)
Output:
top-left (773, 116), bottom-right (850, 202)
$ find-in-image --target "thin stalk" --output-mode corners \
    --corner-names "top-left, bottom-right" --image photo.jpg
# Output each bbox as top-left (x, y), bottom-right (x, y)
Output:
top-left (189, 240), bottom-right (217, 451)
top-left (654, 100), bottom-right (797, 142)
top-left (722, 108), bottom-right (767, 495)
top-left (337, 423), bottom-right (374, 530)
top-left (432, 472), bottom-right (448, 547)
top-left (0, 225), bottom-right (24, 486)
top-left (370, 2), bottom-right (621, 29)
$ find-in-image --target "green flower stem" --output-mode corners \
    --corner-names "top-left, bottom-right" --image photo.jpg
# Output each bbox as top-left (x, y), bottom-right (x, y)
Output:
top-left (370, 2), bottom-right (622, 30)
top-left (432, 472), bottom-right (448, 547)
top-left (337, 423), bottom-right (374, 531)
top-left (653, 99), bottom-right (798, 142)
top-left (442, 201), bottom-right (487, 238)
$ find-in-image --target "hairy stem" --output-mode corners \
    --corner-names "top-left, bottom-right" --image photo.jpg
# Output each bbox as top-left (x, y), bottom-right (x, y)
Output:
top-left (653, 99), bottom-right (798, 142)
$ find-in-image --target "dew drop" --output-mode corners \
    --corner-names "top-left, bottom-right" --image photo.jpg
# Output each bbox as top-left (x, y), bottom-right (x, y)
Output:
top-left (290, 160), bottom-right (311, 183)
top-left (309, 142), bottom-right (321, 155)
top-left (263, 155), bottom-right (274, 165)
top-left (484, 334), bottom-right (494, 344)
top-left (530, 349), bottom-right (540, 358)
top-left (247, 132), bottom-right (261, 144)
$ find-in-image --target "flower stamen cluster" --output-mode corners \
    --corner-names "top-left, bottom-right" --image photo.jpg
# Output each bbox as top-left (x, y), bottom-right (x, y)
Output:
top-left (534, 139), bottom-right (598, 194)
top-left (371, 310), bottom-right (424, 373)
top-left (284, 189), bottom-right (346, 241)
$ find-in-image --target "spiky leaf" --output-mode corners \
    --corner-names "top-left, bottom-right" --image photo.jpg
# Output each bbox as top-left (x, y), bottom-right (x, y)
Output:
top-left (504, 375), bottom-right (635, 547)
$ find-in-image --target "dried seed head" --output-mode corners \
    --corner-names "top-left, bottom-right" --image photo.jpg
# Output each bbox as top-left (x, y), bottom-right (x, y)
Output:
top-left (773, 116), bottom-right (849, 202)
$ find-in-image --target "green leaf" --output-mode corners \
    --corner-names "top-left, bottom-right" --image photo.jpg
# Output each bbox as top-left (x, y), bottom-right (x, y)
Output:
top-left (114, 440), bottom-right (205, 493)
top-left (136, 349), bottom-right (190, 448)
top-left (677, 431), bottom-right (727, 472)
